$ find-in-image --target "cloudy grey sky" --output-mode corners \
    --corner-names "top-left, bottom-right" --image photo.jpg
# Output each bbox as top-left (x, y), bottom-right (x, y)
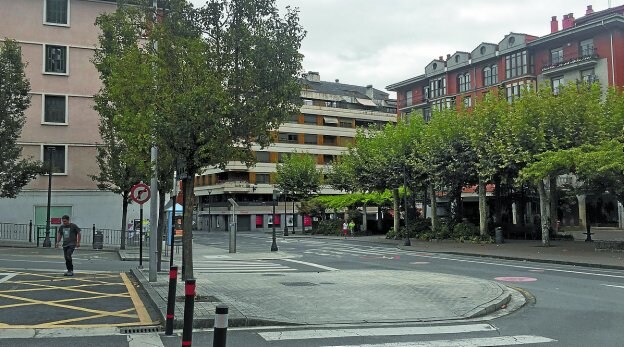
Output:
top-left (189, 0), bottom-right (613, 95)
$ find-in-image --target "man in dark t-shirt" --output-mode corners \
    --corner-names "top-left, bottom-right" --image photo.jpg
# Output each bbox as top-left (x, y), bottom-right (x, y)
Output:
top-left (55, 215), bottom-right (81, 276)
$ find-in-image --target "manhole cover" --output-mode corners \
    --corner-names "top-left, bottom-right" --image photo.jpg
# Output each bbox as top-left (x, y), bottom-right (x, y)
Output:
top-left (280, 282), bottom-right (317, 287)
top-left (175, 295), bottom-right (220, 302)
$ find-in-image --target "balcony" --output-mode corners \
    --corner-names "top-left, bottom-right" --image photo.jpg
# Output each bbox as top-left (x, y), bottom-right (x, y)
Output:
top-left (541, 48), bottom-right (599, 76)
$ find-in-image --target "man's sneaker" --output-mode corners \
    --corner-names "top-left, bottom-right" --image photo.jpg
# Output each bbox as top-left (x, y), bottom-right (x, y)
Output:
top-left (64, 271), bottom-right (74, 276)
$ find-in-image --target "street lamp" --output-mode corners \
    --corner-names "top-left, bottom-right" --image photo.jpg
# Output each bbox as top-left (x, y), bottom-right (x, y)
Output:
top-left (207, 189), bottom-right (212, 232)
top-left (283, 189), bottom-right (289, 236)
top-left (402, 165), bottom-right (411, 246)
top-left (271, 190), bottom-right (280, 251)
top-left (43, 146), bottom-right (56, 248)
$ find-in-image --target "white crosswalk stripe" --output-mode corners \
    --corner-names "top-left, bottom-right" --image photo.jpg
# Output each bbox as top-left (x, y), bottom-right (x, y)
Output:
top-left (194, 259), bottom-right (296, 273)
top-left (258, 323), bottom-right (556, 346)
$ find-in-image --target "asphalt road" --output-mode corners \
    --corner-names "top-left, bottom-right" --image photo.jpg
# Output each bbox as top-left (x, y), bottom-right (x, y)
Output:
top-left (1, 231), bottom-right (623, 346)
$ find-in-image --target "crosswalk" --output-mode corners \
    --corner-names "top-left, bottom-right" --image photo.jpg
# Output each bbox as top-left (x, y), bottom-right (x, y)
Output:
top-left (258, 323), bottom-right (556, 346)
top-left (194, 258), bottom-right (296, 273)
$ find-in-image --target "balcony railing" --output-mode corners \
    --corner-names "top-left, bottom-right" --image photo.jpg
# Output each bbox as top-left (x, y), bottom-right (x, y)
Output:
top-left (542, 47), bottom-right (598, 75)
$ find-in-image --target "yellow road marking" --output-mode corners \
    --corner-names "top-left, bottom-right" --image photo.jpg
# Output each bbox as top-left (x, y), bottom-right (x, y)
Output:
top-left (0, 282), bottom-right (125, 294)
top-left (0, 321), bottom-right (154, 329)
top-left (0, 293), bottom-right (130, 309)
top-left (36, 308), bottom-right (136, 327)
top-left (120, 272), bottom-right (151, 324)
top-left (10, 282), bottom-right (130, 298)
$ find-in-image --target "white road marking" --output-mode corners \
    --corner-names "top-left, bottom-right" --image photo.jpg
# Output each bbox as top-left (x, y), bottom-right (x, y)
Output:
top-left (194, 259), bottom-right (296, 273)
top-left (0, 273), bottom-right (17, 284)
top-left (322, 335), bottom-right (556, 347)
top-left (127, 332), bottom-right (164, 347)
top-left (282, 258), bottom-right (340, 271)
top-left (602, 284), bottom-right (624, 289)
top-left (259, 324), bottom-right (495, 341)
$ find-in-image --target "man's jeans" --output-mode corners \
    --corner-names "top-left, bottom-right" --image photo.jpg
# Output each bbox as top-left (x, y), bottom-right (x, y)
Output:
top-left (63, 246), bottom-right (76, 272)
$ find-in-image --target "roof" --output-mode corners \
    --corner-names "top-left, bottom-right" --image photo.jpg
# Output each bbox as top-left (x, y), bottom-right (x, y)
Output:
top-left (301, 79), bottom-right (390, 101)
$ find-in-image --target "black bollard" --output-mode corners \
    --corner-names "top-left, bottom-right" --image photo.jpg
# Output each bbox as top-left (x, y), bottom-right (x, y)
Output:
top-left (181, 278), bottom-right (196, 347)
top-left (213, 304), bottom-right (229, 347)
top-left (585, 223), bottom-right (593, 242)
top-left (164, 266), bottom-right (178, 336)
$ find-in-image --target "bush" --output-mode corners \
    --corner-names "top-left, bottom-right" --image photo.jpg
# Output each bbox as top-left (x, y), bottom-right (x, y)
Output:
top-left (315, 219), bottom-right (343, 236)
top-left (386, 227), bottom-right (398, 239)
top-left (452, 221), bottom-right (480, 240)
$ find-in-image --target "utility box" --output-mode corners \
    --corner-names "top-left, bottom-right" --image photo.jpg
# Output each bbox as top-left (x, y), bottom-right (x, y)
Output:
top-left (93, 231), bottom-right (104, 250)
top-left (495, 227), bottom-right (504, 244)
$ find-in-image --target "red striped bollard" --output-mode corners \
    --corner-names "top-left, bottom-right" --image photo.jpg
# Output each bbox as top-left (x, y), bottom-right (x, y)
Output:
top-left (181, 278), bottom-right (196, 347)
top-left (164, 266), bottom-right (178, 336)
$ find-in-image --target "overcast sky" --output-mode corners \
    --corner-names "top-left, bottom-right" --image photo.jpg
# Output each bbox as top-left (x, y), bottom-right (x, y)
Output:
top-left (188, 0), bottom-right (613, 96)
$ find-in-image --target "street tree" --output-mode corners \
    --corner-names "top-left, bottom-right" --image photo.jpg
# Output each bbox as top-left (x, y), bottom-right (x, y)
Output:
top-left (94, 0), bottom-right (305, 278)
top-left (0, 39), bottom-right (43, 198)
top-left (275, 152), bottom-right (322, 233)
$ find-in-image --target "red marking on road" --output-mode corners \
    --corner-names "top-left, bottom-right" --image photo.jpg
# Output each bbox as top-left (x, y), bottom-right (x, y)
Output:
top-left (495, 276), bottom-right (538, 282)
top-left (410, 261), bottom-right (430, 265)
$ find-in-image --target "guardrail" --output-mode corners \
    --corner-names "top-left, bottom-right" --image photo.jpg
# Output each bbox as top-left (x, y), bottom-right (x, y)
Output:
top-left (0, 222), bottom-right (31, 242)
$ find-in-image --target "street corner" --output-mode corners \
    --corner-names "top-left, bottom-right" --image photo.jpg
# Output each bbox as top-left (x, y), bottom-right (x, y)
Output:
top-left (0, 269), bottom-right (158, 329)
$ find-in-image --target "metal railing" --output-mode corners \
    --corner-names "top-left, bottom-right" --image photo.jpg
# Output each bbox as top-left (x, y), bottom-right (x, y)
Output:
top-left (0, 222), bottom-right (31, 241)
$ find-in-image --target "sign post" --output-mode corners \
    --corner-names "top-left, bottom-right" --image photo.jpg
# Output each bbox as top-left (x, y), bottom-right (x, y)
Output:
top-left (130, 182), bottom-right (151, 269)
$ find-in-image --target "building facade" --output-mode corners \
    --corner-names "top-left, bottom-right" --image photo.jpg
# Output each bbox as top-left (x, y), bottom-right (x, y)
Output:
top-left (387, 4), bottom-right (624, 228)
top-left (193, 72), bottom-right (396, 232)
top-left (0, 0), bottom-right (146, 229)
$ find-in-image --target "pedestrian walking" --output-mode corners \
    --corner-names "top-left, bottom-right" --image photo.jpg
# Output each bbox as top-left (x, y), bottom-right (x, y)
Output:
top-left (348, 220), bottom-right (355, 238)
top-left (55, 215), bottom-right (81, 276)
top-left (342, 221), bottom-right (349, 239)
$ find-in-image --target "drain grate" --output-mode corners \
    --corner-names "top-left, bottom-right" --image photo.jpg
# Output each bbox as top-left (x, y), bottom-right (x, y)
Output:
top-left (280, 281), bottom-right (317, 287)
top-left (120, 326), bottom-right (162, 334)
top-left (176, 295), bottom-right (220, 302)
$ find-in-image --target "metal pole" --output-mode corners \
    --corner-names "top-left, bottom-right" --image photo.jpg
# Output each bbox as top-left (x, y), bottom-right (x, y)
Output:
top-left (139, 206), bottom-right (144, 269)
top-left (208, 190), bottom-right (211, 232)
top-left (28, 220), bottom-right (32, 243)
top-left (169, 173), bottom-right (177, 268)
top-left (148, 0), bottom-right (159, 283)
top-left (43, 147), bottom-right (55, 248)
top-left (182, 278), bottom-right (196, 347)
top-left (292, 197), bottom-right (296, 234)
top-left (284, 190), bottom-right (289, 236)
top-left (164, 266), bottom-right (178, 335)
top-left (271, 191), bottom-right (278, 251)
top-left (213, 304), bottom-right (229, 347)
top-left (403, 166), bottom-right (411, 246)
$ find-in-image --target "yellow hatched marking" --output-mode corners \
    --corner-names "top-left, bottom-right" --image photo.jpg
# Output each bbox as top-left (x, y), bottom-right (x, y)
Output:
top-left (7, 282), bottom-right (130, 298)
top-left (0, 321), bottom-right (155, 329)
top-left (36, 308), bottom-right (136, 327)
top-left (120, 273), bottom-right (151, 324)
top-left (0, 282), bottom-right (125, 294)
top-left (0, 293), bottom-right (130, 309)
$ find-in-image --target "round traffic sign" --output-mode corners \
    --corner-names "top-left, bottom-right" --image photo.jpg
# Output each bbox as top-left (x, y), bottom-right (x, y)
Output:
top-left (130, 183), bottom-right (151, 205)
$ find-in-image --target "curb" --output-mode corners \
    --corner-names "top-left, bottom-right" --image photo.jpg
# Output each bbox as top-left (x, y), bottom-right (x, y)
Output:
top-left (397, 246), bottom-right (624, 270)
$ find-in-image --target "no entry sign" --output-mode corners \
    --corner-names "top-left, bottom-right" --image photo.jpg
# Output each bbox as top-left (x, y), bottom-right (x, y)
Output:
top-left (130, 183), bottom-right (151, 205)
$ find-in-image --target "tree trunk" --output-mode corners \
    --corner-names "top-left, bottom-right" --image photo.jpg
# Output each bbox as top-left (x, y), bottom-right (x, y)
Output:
top-left (362, 202), bottom-right (367, 234)
top-left (377, 206), bottom-right (383, 231)
top-left (182, 176), bottom-right (195, 280)
top-left (538, 179), bottom-right (551, 246)
top-left (121, 192), bottom-right (129, 250)
top-left (393, 188), bottom-right (400, 235)
top-left (549, 175), bottom-right (558, 236)
top-left (478, 178), bottom-right (487, 236)
top-left (429, 184), bottom-right (437, 232)
top-left (157, 190), bottom-right (166, 272)
top-left (494, 175), bottom-right (502, 225)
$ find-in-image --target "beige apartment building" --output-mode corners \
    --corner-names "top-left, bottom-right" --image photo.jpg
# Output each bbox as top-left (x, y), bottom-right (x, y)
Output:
top-left (0, 0), bottom-right (146, 229)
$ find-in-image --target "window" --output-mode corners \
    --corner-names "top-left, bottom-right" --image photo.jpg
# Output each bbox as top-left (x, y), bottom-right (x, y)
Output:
top-left (505, 51), bottom-right (530, 79)
top-left (339, 119), bottom-right (352, 128)
top-left (405, 90), bottom-right (413, 107)
top-left (581, 69), bottom-right (597, 84)
top-left (580, 39), bottom-right (594, 57)
top-left (423, 108), bottom-right (432, 122)
top-left (423, 86), bottom-right (430, 100)
top-left (552, 77), bottom-right (564, 95)
top-left (255, 173), bottom-right (270, 184)
top-left (43, 95), bottom-right (67, 124)
top-left (551, 47), bottom-right (563, 65)
top-left (429, 77), bottom-right (446, 98)
top-left (483, 65), bottom-right (498, 86)
top-left (303, 99), bottom-right (313, 106)
top-left (463, 96), bottom-right (472, 108)
top-left (323, 117), bottom-right (339, 127)
top-left (285, 114), bottom-right (299, 123)
top-left (304, 134), bottom-right (318, 144)
top-left (43, 145), bottom-right (66, 174)
top-left (44, 45), bottom-right (67, 74)
top-left (323, 135), bottom-right (337, 146)
top-left (255, 151), bottom-right (270, 163)
top-left (458, 73), bottom-right (470, 92)
top-left (303, 114), bottom-right (317, 124)
top-left (323, 155), bottom-right (336, 164)
top-left (45, 0), bottom-right (68, 25)
top-left (506, 84), bottom-right (522, 103)
top-left (278, 133), bottom-right (298, 143)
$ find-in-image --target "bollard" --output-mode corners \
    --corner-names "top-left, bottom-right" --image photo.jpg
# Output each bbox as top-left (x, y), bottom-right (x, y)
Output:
top-left (585, 223), bottom-right (593, 242)
top-left (181, 278), bottom-right (196, 347)
top-left (29, 220), bottom-right (32, 243)
top-left (213, 304), bottom-right (229, 347)
top-left (164, 266), bottom-right (178, 336)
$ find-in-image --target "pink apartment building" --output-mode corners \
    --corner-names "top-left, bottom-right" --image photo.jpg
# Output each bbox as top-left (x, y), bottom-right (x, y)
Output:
top-left (0, 0), bottom-right (145, 229)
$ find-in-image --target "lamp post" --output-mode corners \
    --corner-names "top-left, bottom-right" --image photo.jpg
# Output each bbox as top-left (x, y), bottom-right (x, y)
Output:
top-left (402, 165), bottom-right (411, 246)
top-left (43, 146), bottom-right (56, 248)
top-left (207, 189), bottom-right (212, 232)
top-left (292, 192), bottom-right (296, 234)
top-left (271, 190), bottom-right (279, 251)
top-left (283, 189), bottom-right (289, 236)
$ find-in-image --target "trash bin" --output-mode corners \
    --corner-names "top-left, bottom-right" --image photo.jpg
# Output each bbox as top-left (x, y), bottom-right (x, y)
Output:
top-left (495, 226), bottom-right (504, 244)
top-left (93, 231), bottom-right (104, 250)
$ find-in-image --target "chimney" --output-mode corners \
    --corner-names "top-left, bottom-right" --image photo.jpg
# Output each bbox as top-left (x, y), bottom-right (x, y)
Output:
top-left (335, 79), bottom-right (339, 83)
top-left (306, 71), bottom-right (320, 82)
top-left (438, 56), bottom-right (443, 61)
top-left (446, 54), bottom-right (451, 60)
top-left (562, 13), bottom-right (575, 29)
top-left (586, 5), bottom-right (594, 15)
top-left (365, 85), bottom-right (374, 99)
top-left (550, 16), bottom-right (558, 33)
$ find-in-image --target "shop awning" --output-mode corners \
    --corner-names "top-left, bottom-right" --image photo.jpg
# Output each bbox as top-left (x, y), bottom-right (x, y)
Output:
top-left (323, 116), bottom-right (339, 124)
top-left (356, 98), bottom-right (377, 107)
